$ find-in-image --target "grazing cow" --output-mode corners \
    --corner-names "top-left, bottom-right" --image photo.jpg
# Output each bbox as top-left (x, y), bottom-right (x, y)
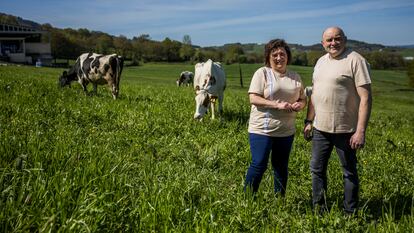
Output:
top-left (176, 71), bottom-right (194, 87)
top-left (58, 52), bottom-right (124, 99)
top-left (193, 59), bottom-right (226, 120)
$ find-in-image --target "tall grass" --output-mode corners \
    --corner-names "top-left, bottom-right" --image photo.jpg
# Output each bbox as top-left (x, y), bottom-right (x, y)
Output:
top-left (0, 63), bottom-right (413, 232)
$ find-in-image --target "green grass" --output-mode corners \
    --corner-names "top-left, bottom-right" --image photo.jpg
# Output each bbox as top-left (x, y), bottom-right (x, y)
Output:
top-left (0, 63), bottom-right (413, 232)
top-left (398, 48), bottom-right (414, 58)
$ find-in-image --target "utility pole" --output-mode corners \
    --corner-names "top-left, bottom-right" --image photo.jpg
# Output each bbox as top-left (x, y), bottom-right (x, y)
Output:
top-left (239, 63), bottom-right (244, 88)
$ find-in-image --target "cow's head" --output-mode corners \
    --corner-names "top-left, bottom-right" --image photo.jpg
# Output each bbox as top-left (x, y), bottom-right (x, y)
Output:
top-left (58, 71), bottom-right (71, 88)
top-left (194, 86), bottom-right (210, 120)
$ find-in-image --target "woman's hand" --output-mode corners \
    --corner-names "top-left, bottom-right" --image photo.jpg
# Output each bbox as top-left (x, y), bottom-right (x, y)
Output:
top-left (291, 101), bottom-right (305, 112)
top-left (274, 100), bottom-right (293, 112)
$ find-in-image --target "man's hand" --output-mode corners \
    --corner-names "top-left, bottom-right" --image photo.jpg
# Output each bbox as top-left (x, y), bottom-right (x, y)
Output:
top-left (303, 123), bottom-right (313, 141)
top-left (350, 131), bottom-right (365, 149)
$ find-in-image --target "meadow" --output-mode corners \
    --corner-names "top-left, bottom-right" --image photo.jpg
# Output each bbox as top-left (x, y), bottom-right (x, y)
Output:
top-left (0, 62), bottom-right (413, 232)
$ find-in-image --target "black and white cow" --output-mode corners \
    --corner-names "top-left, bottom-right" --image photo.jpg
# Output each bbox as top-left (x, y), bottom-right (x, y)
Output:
top-left (176, 71), bottom-right (193, 87)
top-left (193, 59), bottom-right (226, 120)
top-left (58, 53), bottom-right (124, 99)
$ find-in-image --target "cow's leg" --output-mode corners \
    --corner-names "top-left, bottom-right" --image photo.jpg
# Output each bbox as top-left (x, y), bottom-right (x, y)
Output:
top-left (210, 97), bottom-right (218, 120)
top-left (210, 100), bottom-right (215, 120)
top-left (93, 83), bottom-right (98, 95)
top-left (107, 80), bottom-right (118, 99)
top-left (218, 94), bottom-right (224, 116)
top-left (104, 73), bottom-right (118, 99)
top-left (111, 83), bottom-right (118, 99)
top-left (79, 79), bottom-right (88, 95)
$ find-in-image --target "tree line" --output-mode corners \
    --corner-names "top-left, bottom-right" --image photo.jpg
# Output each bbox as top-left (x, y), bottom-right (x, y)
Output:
top-left (35, 24), bottom-right (408, 71)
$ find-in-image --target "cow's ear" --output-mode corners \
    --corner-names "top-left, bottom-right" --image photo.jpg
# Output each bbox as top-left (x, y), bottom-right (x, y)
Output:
top-left (195, 85), bottom-right (200, 91)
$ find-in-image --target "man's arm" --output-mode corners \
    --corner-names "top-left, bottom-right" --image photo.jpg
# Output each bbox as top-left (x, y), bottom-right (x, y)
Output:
top-left (350, 84), bottom-right (372, 149)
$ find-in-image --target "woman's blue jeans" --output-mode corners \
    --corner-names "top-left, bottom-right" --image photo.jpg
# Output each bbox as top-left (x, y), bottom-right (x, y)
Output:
top-left (244, 133), bottom-right (294, 195)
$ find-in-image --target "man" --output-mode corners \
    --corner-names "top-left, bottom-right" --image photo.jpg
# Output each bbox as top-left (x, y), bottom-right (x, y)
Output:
top-left (303, 26), bottom-right (372, 214)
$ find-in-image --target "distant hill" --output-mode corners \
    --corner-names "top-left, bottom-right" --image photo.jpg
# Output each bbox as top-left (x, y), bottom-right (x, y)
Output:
top-left (0, 12), bottom-right (42, 30)
top-left (396, 45), bottom-right (414, 49)
top-left (210, 40), bottom-right (414, 58)
top-left (211, 39), bottom-right (388, 54)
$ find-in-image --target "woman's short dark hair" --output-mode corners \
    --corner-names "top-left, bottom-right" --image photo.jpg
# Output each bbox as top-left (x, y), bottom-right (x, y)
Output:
top-left (264, 39), bottom-right (292, 67)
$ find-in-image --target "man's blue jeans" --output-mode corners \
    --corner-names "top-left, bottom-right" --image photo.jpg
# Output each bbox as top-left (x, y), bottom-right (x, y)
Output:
top-left (310, 129), bottom-right (359, 213)
top-left (244, 133), bottom-right (294, 195)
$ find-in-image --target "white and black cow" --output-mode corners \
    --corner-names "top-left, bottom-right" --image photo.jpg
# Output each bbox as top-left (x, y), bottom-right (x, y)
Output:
top-left (193, 59), bottom-right (226, 120)
top-left (58, 52), bottom-right (124, 99)
top-left (176, 71), bottom-right (194, 87)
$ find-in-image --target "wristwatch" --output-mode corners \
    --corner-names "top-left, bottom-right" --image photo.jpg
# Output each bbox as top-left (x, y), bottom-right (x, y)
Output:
top-left (304, 119), bottom-right (313, 125)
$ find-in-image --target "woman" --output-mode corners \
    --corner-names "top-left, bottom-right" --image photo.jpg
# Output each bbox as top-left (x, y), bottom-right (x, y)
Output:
top-left (244, 39), bottom-right (306, 196)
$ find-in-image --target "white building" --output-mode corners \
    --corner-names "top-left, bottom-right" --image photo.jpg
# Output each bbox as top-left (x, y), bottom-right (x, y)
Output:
top-left (0, 23), bottom-right (52, 66)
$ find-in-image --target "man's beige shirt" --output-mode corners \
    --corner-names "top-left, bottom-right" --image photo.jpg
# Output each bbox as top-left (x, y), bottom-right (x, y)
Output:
top-left (312, 49), bottom-right (371, 133)
top-left (248, 67), bottom-right (305, 137)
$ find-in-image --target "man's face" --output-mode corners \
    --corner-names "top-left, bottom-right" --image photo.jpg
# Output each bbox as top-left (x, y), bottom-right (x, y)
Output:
top-left (322, 28), bottom-right (346, 58)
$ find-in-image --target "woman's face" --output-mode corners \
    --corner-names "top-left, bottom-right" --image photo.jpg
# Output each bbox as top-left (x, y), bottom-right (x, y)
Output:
top-left (269, 47), bottom-right (288, 73)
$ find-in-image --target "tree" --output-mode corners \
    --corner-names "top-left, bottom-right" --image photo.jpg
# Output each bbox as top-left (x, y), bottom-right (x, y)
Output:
top-left (307, 51), bottom-right (325, 66)
top-left (131, 34), bottom-right (151, 62)
top-left (77, 28), bottom-right (91, 38)
top-left (364, 51), bottom-right (405, 70)
top-left (225, 44), bottom-right (244, 64)
top-left (113, 35), bottom-right (132, 57)
top-left (162, 38), bottom-right (181, 62)
top-left (193, 49), bottom-right (205, 62)
top-left (96, 34), bottom-right (113, 54)
top-left (292, 51), bottom-right (308, 66)
top-left (246, 52), bottom-right (263, 63)
top-left (182, 35), bottom-right (192, 45)
top-left (50, 30), bottom-right (79, 59)
top-left (180, 34), bottom-right (194, 61)
top-left (179, 44), bottom-right (195, 61)
top-left (0, 14), bottom-right (19, 25)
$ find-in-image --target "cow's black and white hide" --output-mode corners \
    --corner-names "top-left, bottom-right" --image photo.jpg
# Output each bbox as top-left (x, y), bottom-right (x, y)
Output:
top-left (176, 71), bottom-right (194, 87)
top-left (59, 53), bottom-right (124, 99)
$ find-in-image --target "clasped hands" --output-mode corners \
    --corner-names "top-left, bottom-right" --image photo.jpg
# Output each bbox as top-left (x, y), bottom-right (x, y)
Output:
top-left (274, 100), bottom-right (304, 112)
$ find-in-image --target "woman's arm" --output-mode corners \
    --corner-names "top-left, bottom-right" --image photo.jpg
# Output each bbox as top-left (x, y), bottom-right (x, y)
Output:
top-left (249, 93), bottom-right (293, 111)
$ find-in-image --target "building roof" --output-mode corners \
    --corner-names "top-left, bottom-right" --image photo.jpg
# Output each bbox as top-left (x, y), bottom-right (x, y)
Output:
top-left (0, 23), bottom-right (46, 37)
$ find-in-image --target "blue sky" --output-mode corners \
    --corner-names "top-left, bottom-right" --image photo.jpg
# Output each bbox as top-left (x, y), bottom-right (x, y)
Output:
top-left (2, 0), bottom-right (414, 46)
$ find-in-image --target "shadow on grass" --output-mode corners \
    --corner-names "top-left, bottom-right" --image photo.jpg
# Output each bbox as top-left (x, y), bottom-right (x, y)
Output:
top-left (123, 94), bottom-right (152, 102)
top-left (362, 193), bottom-right (413, 220)
top-left (222, 109), bottom-right (249, 125)
top-left (395, 88), bottom-right (414, 92)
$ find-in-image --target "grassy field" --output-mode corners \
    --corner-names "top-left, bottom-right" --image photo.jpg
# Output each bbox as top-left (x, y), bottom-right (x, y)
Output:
top-left (0, 62), bottom-right (413, 232)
